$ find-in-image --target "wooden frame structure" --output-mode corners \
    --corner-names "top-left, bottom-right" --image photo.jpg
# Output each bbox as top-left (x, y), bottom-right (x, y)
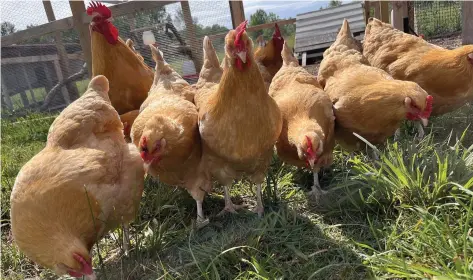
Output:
top-left (2, 0), bottom-right (472, 112)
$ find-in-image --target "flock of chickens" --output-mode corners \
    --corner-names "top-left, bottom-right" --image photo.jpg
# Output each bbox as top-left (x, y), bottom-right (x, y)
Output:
top-left (9, 2), bottom-right (473, 279)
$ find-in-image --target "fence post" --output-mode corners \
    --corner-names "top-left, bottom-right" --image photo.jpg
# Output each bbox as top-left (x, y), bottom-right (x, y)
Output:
top-left (69, 1), bottom-right (93, 78)
top-left (54, 60), bottom-right (71, 104)
top-left (43, 1), bottom-right (79, 102)
top-left (363, 1), bottom-right (371, 24)
top-left (229, 1), bottom-right (245, 28)
top-left (463, 1), bottom-right (473, 45)
top-left (1, 75), bottom-right (13, 110)
top-left (181, 1), bottom-right (203, 72)
top-left (380, 1), bottom-right (390, 23)
top-left (392, 1), bottom-right (408, 31)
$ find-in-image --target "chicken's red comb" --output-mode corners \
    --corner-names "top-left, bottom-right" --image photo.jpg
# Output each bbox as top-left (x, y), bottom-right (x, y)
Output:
top-left (273, 23), bottom-right (281, 38)
top-left (235, 20), bottom-right (248, 34)
top-left (234, 20), bottom-right (248, 49)
top-left (420, 95), bottom-right (433, 118)
top-left (87, 1), bottom-right (111, 19)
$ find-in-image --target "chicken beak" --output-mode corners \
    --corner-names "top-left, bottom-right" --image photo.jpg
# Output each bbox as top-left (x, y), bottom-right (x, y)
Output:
top-left (420, 118), bottom-right (428, 127)
top-left (308, 158), bottom-right (316, 170)
top-left (85, 272), bottom-right (97, 280)
top-left (143, 162), bottom-right (151, 174)
top-left (236, 51), bottom-right (247, 63)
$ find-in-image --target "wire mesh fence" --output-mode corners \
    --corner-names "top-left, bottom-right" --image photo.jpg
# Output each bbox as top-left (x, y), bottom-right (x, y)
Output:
top-left (413, 1), bottom-right (462, 38)
top-left (0, 0), bottom-right (466, 119)
top-left (1, 0), bottom-right (234, 118)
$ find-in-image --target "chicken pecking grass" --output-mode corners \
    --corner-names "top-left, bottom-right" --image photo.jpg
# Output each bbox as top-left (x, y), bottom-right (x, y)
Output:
top-left (1, 105), bottom-right (473, 279)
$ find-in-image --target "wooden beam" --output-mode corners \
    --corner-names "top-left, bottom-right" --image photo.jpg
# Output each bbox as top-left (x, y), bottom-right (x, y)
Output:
top-left (373, 1), bottom-right (381, 20)
top-left (1, 53), bottom-right (84, 65)
top-left (69, 1), bottom-right (92, 77)
top-left (363, 1), bottom-right (371, 24)
top-left (20, 64), bottom-right (36, 103)
top-left (380, 1), bottom-right (390, 23)
top-left (208, 18), bottom-right (295, 40)
top-left (44, 1), bottom-right (79, 100)
top-left (82, 1), bottom-right (178, 24)
top-left (1, 18), bottom-right (74, 46)
top-left (391, 1), bottom-right (408, 31)
top-left (229, 1), bottom-right (245, 28)
top-left (2, 1), bottom-right (178, 47)
top-left (54, 60), bottom-right (71, 105)
top-left (181, 1), bottom-right (202, 72)
top-left (1, 75), bottom-right (13, 109)
top-left (463, 1), bottom-right (473, 45)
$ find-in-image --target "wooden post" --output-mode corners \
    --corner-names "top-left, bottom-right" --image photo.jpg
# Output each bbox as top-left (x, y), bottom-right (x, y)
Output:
top-left (229, 1), bottom-right (245, 28)
top-left (69, 1), bottom-right (92, 77)
top-left (20, 64), bottom-right (37, 104)
top-left (181, 1), bottom-right (202, 72)
top-left (373, 1), bottom-right (381, 20)
top-left (364, 1), bottom-right (371, 24)
top-left (380, 1), bottom-right (390, 23)
top-left (44, 1), bottom-right (79, 101)
top-left (407, 1), bottom-right (415, 34)
top-left (1, 74), bottom-right (13, 110)
top-left (54, 60), bottom-right (72, 105)
top-left (463, 1), bottom-right (473, 45)
top-left (392, 1), bottom-right (408, 31)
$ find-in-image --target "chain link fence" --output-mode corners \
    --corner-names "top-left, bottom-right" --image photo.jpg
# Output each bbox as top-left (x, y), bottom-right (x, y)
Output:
top-left (1, 1), bottom-right (233, 118)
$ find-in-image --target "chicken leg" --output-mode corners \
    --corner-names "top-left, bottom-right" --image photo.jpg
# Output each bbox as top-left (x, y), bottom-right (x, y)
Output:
top-left (416, 121), bottom-right (425, 139)
top-left (252, 183), bottom-right (264, 217)
top-left (196, 200), bottom-right (209, 228)
top-left (307, 171), bottom-right (327, 203)
top-left (394, 128), bottom-right (401, 142)
top-left (122, 224), bottom-right (130, 256)
top-left (217, 186), bottom-right (245, 216)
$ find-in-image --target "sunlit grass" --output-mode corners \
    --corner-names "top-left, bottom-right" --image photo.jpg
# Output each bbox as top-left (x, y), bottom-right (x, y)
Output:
top-left (1, 104), bottom-right (472, 279)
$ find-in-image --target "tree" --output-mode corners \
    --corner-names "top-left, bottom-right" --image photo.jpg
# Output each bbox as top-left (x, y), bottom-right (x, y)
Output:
top-left (328, 0), bottom-right (343, 8)
top-left (248, 9), bottom-right (296, 42)
top-left (23, 24), bottom-right (54, 44)
top-left (1, 21), bottom-right (16, 36)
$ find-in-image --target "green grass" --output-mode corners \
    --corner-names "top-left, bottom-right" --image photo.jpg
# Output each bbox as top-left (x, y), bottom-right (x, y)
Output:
top-left (414, 2), bottom-right (462, 38)
top-left (1, 104), bottom-right (473, 280)
top-left (6, 80), bottom-right (90, 111)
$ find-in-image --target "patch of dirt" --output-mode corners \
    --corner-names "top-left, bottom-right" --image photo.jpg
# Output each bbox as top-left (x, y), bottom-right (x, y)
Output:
top-left (427, 34), bottom-right (462, 49)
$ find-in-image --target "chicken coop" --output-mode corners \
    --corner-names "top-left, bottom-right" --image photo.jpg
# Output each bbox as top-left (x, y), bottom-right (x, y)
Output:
top-left (1, 1), bottom-right (472, 118)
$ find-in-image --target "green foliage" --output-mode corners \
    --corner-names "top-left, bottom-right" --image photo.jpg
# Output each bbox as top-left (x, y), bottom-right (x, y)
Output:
top-left (414, 1), bottom-right (462, 38)
top-left (1, 21), bottom-right (15, 36)
top-left (328, 0), bottom-right (343, 8)
top-left (248, 9), bottom-right (296, 43)
top-left (2, 105), bottom-right (473, 279)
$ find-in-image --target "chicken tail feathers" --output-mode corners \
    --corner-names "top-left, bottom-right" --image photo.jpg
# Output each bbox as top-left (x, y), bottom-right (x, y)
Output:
top-left (281, 41), bottom-right (298, 66)
top-left (338, 19), bottom-right (353, 38)
top-left (88, 75), bottom-right (109, 97)
top-left (203, 36), bottom-right (220, 69)
top-left (149, 44), bottom-right (171, 74)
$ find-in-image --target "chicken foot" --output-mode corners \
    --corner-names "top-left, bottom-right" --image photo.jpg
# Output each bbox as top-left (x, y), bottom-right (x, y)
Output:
top-left (217, 186), bottom-right (245, 216)
top-left (307, 171), bottom-right (327, 204)
top-left (196, 200), bottom-right (209, 228)
top-left (122, 224), bottom-right (130, 256)
top-left (252, 183), bottom-right (264, 218)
